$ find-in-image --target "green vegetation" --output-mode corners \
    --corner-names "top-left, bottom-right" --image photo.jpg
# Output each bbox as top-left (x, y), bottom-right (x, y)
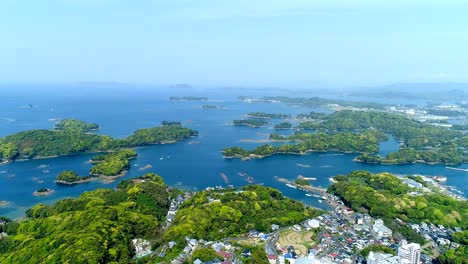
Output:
top-left (232, 119), bottom-right (269, 128)
top-left (360, 244), bottom-right (395, 257)
top-left (261, 96), bottom-right (386, 109)
top-left (437, 246), bottom-right (468, 264)
top-left (0, 120), bottom-right (197, 163)
top-left (295, 177), bottom-right (310, 186)
top-left (164, 185), bottom-right (323, 244)
top-left (274, 122), bottom-right (293, 130)
top-left (35, 188), bottom-right (49, 193)
top-left (169, 96), bottom-right (208, 101)
top-left (90, 149), bottom-right (137, 176)
top-left (246, 112), bottom-right (291, 119)
top-left (239, 246), bottom-right (269, 264)
top-left (425, 109), bottom-right (464, 117)
top-left (56, 170), bottom-right (91, 184)
top-left (190, 248), bottom-right (220, 263)
top-left (54, 119), bottom-right (99, 133)
top-left (313, 110), bottom-right (467, 165)
top-left (161, 121), bottom-right (182, 126)
top-left (224, 130), bottom-right (382, 159)
top-left (202, 105), bottom-right (225, 109)
top-left (0, 173), bottom-right (170, 263)
top-left (328, 171), bottom-right (468, 229)
top-left (296, 121), bottom-right (319, 130)
top-left (296, 111), bottom-right (327, 120)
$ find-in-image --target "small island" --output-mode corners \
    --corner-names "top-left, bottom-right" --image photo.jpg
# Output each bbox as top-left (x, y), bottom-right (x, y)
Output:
top-left (90, 149), bottom-right (137, 179)
top-left (202, 105), bottom-right (225, 109)
top-left (169, 96), bottom-right (208, 101)
top-left (54, 119), bottom-right (99, 132)
top-left (274, 122), bottom-right (292, 130)
top-left (246, 112), bottom-right (291, 119)
top-left (0, 200), bottom-right (9, 206)
top-left (232, 119), bottom-right (269, 128)
top-left (223, 130), bottom-right (383, 159)
top-left (33, 188), bottom-right (54, 196)
top-left (56, 170), bottom-right (92, 185)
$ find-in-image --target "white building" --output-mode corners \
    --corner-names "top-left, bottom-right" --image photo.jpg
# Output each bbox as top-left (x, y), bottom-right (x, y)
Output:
top-left (398, 240), bottom-right (421, 264)
top-left (372, 219), bottom-right (393, 238)
top-left (367, 252), bottom-right (400, 264)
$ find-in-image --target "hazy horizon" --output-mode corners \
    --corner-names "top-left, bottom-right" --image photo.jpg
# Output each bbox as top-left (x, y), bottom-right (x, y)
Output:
top-left (1, 1), bottom-right (468, 86)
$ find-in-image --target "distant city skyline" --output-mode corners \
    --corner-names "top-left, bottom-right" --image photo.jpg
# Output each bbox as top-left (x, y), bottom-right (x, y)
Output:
top-left (1, 0), bottom-right (468, 86)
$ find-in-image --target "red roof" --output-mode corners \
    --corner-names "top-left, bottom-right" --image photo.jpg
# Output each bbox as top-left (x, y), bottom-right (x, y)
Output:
top-left (268, 254), bottom-right (277, 260)
top-left (323, 233), bottom-right (331, 238)
top-left (217, 251), bottom-right (233, 259)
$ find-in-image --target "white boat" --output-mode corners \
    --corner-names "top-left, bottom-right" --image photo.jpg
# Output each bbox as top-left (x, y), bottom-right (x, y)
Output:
top-left (285, 183), bottom-right (297, 189)
top-left (305, 193), bottom-right (313, 197)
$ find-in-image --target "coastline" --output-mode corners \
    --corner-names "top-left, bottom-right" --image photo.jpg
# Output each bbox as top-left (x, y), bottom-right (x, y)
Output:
top-left (224, 149), bottom-right (360, 160)
top-left (33, 189), bottom-right (54, 196)
top-left (56, 178), bottom-right (94, 185)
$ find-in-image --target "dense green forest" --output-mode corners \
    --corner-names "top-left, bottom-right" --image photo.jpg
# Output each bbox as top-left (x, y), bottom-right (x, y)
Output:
top-left (0, 173), bottom-right (171, 263)
top-left (261, 96), bottom-right (386, 110)
top-left (328, 171), bottom-right (468, 229)
top-left (232, 119), bottom-right (270, 127)
top-left (246, 112), bottom-right (291, 119)
top-left (223, 130), bottom-right (383, 159)
top-left (312, 110), bottom-right (467, 164)
top-left (56, 170), bottom-right (91, 184)
top-left (274, 122), bottom-right (293, 130)
top-left (89, 149), bottom-right (137, 176)
top-left (296, 111), bottom-right (327, 120)
top-left (0, 120), bottom-right (197, 162)
top-left (162, 185), bottom-right (323, 258)
top-left (54, 119), bottom-right (99, 133)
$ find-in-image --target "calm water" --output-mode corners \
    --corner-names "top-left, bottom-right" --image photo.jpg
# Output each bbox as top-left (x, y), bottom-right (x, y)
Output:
top-left (1, 87), bottom-right (467, 218)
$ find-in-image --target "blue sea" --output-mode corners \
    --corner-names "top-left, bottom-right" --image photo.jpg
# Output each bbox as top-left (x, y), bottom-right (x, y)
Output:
top-left (0, 85), bottom-right (467, 218)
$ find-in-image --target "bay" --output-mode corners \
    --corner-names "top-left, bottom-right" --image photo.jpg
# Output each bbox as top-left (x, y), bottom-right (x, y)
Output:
top-left (1, 87), bottom-right (466, 218)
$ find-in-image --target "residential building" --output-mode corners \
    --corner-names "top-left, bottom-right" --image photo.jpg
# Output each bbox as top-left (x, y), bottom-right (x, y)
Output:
top-left (398, 240), bottom-right (421, 264)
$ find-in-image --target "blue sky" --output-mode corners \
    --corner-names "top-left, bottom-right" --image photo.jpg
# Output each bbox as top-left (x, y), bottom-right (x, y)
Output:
top-left (1, 0), bottom-right (468, 87)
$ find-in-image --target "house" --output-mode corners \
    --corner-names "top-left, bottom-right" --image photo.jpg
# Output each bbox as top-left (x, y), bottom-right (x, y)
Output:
top-left (193, 259), bottom-right (203, 264)
top-left (271, 224), bottom-right (280, 231)
top-left (372, 219), bottom-right (393, 238)
top-left (267, 254), bottom-right (278, 264)
top-left (242, 249), bottom-right (252, 258)
top-left (248, 230), bottom-right (259, 237)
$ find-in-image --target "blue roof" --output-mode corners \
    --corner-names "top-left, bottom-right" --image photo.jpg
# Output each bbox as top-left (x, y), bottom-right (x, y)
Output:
top-left (284, 253), bottom-right (292, 258)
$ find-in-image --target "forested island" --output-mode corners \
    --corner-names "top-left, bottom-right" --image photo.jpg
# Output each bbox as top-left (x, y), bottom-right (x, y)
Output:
top-left (232, 119), bottom-right (269, 128)
top-left (169, 96), bottom-right (208, 101)
top-left (249, 96), bottom-right (386, 110)
top-left (312, 110), bottom-right (467, 165)
top-left (229, 110), bottom-right (468, 165)
top-left (246, 112), bottom-right (291, 119)
top-left (202, 105), bottom-right (225, 109)
top-left (223, 130), bottom-right (384, 159)
top-left (274, 122), bottom-right (293, 130)
top-left (0, 173), bottom-right (322, 263)
top-left (0, 119), bottom-right (197, 163)
top-left (55, 171), bottom-right (92, 184)
top-left (33, 188), bottom-right (53, 196)
top-left (90, 149), bottom-right (137, 177)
